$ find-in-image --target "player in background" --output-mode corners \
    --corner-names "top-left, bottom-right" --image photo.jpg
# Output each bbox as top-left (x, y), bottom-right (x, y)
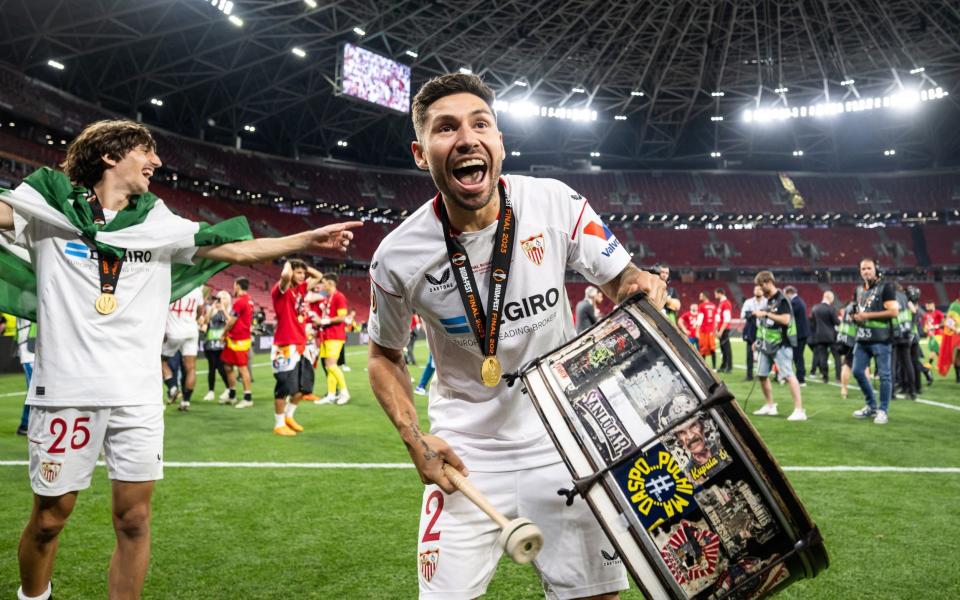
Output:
top-left (221, 277), bottom-right (254, 408)
top-left (161, 285), bottom-right (204, 411)
top-left (697, 291), bottom-right (718, 368)
top-left (0, 119), bottom-right (360, 600)
top-left (752, 271), bottom-right (806, 421)
top-left (367, 73), bottom-right (665, 599)
top-left (301, 281), bottom-right (328, 402)
top-left (270, 259), bottom-right (323, 436)
top-left (714, 287), bottom-right (733, 373)
top-left (315, 273), bottom-right (350, 405)
top-left (200, 290), bottom-right (231, 401)
top-left (16, 317), bottom-right (35, 436)
top-left (678, 303), bottom-right (699, 349)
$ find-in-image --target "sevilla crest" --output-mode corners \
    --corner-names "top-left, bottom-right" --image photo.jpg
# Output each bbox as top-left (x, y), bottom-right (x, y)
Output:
top-left (521, 233), bottom-right (546, 266)
top-left (418, 549), bottom-right (439, 582)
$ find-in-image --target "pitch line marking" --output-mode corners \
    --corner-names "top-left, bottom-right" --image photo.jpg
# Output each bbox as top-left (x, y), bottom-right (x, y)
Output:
top-left (0, 461), bottom-right (957, 473)
top-left (728, 362), bottom-right (960, 411)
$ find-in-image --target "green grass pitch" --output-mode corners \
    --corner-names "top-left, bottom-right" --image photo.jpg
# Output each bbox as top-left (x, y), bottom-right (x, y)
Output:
top-left (1, 339), bottom-right (958, 599)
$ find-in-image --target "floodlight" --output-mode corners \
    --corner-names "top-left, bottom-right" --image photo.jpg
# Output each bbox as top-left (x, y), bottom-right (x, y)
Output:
top-left (47, 59), bottom-right (65, 70)
top-left (353, 27), bottom-right (366, 36)
top-left (292, 47), bottom-right (306, 58)
top-left (405, 50), bottom-right (418, 58)
top-left (228, 15), bottom-right (243, 26)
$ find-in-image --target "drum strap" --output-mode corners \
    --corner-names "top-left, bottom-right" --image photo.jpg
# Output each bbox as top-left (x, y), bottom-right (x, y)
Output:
top-left (557, 381), bottom-right (736, 506)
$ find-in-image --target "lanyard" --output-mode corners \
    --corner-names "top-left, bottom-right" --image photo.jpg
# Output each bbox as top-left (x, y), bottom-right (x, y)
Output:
top-left (438, 182), bottom-right (515, 386)
top-left (87, 192), bottom-right (125, 314)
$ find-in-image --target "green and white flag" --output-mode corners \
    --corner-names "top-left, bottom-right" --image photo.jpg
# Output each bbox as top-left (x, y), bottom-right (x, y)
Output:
top-left (0, 167), bottom-right (253, 321)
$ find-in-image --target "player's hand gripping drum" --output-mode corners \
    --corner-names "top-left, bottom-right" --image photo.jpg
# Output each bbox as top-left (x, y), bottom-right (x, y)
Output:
top-left (513, 293), bottom-right (829, 600)
top-left (442, 464), bottom-right (544, 564)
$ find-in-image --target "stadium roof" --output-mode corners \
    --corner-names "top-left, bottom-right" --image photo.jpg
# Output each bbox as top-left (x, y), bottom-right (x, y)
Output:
top-left (2, 0), bottom-right (960, 171)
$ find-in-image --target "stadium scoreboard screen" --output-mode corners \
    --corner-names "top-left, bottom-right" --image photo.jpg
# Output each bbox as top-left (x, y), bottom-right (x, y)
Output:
top-left (338, 43), bottom-right (410, 114)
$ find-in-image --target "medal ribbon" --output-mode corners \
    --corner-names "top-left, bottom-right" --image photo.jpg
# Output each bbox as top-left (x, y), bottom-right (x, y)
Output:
top-left (86, 192), bottom-right (125, 296)
top-left (438, 182), bottom-right (516, 362)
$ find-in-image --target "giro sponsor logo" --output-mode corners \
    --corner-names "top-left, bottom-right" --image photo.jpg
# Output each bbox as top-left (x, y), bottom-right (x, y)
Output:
top-left (451, 253), bottom-right (466, 267)
top-left (504, 287), bottom-right (560, 322)
top-left (63, 242), bottom-right (153, 263)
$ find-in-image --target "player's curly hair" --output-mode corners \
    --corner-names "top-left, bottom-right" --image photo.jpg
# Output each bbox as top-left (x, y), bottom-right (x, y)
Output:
top-left (61, 120), bottom-right (156, 188)
top-left (412, 73), bottom-right (495, 139)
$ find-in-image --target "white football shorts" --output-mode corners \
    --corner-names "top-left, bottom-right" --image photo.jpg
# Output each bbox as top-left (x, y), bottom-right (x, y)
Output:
top-left (27, 404), bottom-right (164, 496)
top-left (162, 334), bottom-right (199, 358)
top-left (416, 461), bottom-right (628, 599)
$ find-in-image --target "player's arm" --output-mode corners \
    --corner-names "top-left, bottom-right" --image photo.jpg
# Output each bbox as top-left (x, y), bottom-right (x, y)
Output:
top-left (758, 310), bottom-right (791, 326)
top-left (305, 265), bottom-right (324, 290)
top-left (277, 261), bottom-right (294, 293)
top-left (368, 340), bottom-right (466, 494)
top-left (0, 198), bottom-right (12, 230)
top-left (598, 262), bottom-right (667, 308)
top-left (853, 299), bottom-right (900, 322)
top-left (195, 221), bottom-right (362, 266)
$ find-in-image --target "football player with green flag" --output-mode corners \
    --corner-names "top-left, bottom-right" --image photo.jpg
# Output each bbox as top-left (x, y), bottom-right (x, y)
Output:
top-left (0, 119), bottom-right (361, 600)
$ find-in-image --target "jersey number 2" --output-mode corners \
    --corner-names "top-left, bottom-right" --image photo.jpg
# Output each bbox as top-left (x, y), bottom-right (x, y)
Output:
top-left (48, 417), bottom-right (92, 454)
top-left (421, 490), bottom-right (444, 543)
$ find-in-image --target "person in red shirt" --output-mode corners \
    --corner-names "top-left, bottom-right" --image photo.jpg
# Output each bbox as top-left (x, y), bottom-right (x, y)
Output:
top-left (271, 259), bottom-right (324, 436)
top-left (922, 301), bottom-right (944, 335)
top-left (221, 277), bottom-right (254, 408)
top-left (714, 288), bottom-right (734, 373)
top-left (678, 304), bottom-right (700, 349)
top-left (697, 292), bottom-right (718, 367)
top-left (315, 273), bottom-right (350, 405)
top-left (300, 283), bottom-right (328, 402)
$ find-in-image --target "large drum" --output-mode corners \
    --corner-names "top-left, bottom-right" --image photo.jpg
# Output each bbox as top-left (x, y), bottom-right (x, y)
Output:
top-left (517, 294), bottom-right (828, 599)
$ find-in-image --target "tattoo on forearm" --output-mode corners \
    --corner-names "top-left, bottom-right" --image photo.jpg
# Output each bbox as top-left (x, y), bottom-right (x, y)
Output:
top-left (408, 422), bottom-right (438, 461)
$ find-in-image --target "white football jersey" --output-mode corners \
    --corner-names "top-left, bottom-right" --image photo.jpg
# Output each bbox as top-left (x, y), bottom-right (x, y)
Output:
top-left (369, 174), bottom-right (632, 472)
top-left (165, 286), bottom-right (204, 339)
top-left (13, 205), bottom-right (198, 407)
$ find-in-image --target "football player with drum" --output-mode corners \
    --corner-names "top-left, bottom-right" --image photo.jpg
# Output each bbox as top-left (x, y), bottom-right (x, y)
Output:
top-left (367, 73), bottom-right (665, 599)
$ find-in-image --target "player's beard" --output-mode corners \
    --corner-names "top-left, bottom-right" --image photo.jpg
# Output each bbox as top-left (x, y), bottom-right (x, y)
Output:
top-left (432, 156), bottom-right (502, 214)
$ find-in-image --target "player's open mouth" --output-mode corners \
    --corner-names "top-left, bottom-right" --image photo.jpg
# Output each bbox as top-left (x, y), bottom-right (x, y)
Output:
top-left (141, 168), bottom-right (153, 181)
top-left (451, 158), bottom-right (487, 191)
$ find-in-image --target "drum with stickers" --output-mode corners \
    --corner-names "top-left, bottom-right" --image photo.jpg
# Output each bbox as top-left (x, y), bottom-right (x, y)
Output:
top-left (516, 293), bottom-right (828, 599)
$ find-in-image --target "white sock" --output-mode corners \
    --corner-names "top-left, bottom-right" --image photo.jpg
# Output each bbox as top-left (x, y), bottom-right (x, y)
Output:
top-left (18, 583), bottom-right (51, 600)
top-left (284, 403), bottom-right (297, 418)
top-left (274, 413), bottom-right (286, 428)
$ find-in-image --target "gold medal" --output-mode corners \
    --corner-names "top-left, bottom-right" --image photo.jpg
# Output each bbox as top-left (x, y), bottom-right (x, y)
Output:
top-left (95, 292), bottom-right (118, 315)
top-left (481, 356), bottom-right (502, 387)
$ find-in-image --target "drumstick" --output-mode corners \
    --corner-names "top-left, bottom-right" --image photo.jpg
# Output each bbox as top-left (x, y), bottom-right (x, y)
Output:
top-left (442, 464), bottom-right (508, 527)
top-left (441, 464), bottom-right (544, 564)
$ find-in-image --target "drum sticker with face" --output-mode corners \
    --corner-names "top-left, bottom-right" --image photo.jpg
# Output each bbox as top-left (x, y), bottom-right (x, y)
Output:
top-left (695, 479), bottom-right (778, 559)
top-left (708, 554), bottom-right (790, 600)
top-left (611, 444), bottom-right (698, 532)
top-left (662, 414), bottom-right (733, 486)
top-left (653, 518), bottom-right (726, 598)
